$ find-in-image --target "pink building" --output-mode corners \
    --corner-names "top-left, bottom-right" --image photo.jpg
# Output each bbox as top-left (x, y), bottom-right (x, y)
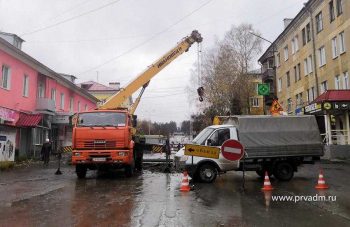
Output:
top-left (0, 32), bottom-right (98, 161)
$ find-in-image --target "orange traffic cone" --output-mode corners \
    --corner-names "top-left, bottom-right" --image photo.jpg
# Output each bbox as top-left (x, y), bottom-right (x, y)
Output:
top-left (180, 171), bottom-right (191, 192)
top-left (315, 169), bottom-right (329, 189)
top-left (261, 171), bottom-right (274, 191)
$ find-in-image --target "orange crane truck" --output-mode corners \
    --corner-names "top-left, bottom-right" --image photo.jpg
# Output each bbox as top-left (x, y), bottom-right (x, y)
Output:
top-left (72, 31), bottom-right (203, 178)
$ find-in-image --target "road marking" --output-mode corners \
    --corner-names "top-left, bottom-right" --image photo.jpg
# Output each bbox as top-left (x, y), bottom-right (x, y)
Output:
top-left (223, 147), bottom-right (241, 154)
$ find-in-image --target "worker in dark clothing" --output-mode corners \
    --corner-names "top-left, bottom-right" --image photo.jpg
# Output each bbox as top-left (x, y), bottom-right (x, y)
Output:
top-left (41, 138), bottom-right (51, 166)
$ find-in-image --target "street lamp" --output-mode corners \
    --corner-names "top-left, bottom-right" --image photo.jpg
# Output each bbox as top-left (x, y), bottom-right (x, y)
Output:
top-left (249, 32), bottom-right (278, 114)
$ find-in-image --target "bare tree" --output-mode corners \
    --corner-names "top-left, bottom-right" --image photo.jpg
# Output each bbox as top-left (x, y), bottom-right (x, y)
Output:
top-left (189, 23), bottom-right (262, 117)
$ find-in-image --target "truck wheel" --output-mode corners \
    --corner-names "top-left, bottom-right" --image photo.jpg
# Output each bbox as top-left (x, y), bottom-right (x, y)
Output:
top-left (198, 163), bottom-right (217, 183)
top-left (76, 165), bottom-right (87, 179)
top-left (125, 162), bottom-right (134, 178)
top-left (273, 162), bottom-right (294, 181)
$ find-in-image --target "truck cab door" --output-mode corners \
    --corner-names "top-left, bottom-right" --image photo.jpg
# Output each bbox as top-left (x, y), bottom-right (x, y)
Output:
top-left (206, 128), bottom-right (239, 171)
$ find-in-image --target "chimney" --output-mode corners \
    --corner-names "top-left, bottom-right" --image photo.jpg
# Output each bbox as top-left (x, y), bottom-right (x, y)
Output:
top-left (109, 82), bottom-right (120, 90)
top-left (283, 18), bottom-right (293, 29)
top-left (0, 32), bottom-right (24, 49)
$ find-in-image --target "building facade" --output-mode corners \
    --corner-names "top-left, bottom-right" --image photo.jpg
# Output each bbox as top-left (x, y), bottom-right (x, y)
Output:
top-left (78, 81), bottom-right (120, 104)
top-left (0, 33), bottom-right (98, 161)
top-left (259, 0), bottom-right (350, 150)
top-left (248, 70), bottom-right (265, 115)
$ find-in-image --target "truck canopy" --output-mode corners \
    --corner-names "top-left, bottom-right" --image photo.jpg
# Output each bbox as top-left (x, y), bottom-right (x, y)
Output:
top-left (224, 115), bottom-right (324, 158)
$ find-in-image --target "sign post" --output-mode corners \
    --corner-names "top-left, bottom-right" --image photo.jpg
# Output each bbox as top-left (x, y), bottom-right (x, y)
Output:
top-left (221, 139), bottom-right (246, 190)
top-left (184, 144), bottom-right (220, 159)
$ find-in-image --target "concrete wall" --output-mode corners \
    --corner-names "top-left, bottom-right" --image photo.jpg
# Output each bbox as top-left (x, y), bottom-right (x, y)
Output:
top-left (324, 145), bottom-right (350, 159)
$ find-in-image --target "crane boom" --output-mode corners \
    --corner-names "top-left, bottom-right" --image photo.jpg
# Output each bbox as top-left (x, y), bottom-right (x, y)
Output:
top-left (99, 30), bottom-right (203, 110)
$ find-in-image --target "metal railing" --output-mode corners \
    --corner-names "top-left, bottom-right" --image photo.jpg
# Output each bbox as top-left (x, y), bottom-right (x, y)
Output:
top-left (321, 130), bottom-right (349, 145)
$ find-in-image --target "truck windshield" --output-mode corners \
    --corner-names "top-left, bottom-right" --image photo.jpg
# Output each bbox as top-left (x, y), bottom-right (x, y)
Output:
top-left (77, 112), bottom-right (127, 127)
top-left (192, 128), bottom-right (215, 145)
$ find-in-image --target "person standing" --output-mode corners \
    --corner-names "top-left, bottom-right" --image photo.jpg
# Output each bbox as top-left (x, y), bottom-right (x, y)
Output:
top-left (41, 138), bottom-right (51, 166)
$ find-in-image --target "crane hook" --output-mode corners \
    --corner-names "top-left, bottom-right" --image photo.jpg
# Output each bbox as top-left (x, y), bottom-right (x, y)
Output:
top-left (197, 87), bottom-right (204, 102)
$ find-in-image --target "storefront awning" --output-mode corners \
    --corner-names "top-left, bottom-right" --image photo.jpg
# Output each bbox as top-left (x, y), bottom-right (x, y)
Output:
top-left (16, 113), bottom-right (42, 127)
top-left (313, 90), bottom-right (350, 103)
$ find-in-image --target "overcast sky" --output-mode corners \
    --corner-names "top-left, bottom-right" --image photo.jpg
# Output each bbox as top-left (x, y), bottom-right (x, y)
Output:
top-left (0, 0), bottom-right (305, 124)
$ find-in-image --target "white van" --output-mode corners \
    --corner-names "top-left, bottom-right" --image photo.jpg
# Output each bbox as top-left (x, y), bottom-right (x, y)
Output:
top-left (174, 115), bottom-right (324, 183)
top-left (174, 124), bottom-right (240, 183)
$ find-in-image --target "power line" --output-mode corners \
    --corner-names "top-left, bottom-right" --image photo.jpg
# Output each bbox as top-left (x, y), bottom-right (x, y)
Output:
top-left (46, 0), bottom-right (95, 22)
top-left (20, 0), bottom-right (122, 36)
top-left (76, 0), bottom-right (213, 76)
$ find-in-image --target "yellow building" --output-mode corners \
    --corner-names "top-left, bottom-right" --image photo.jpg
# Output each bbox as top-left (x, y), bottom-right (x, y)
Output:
top-left (260, 0), bottom-right (350, 155)
top-left (78, 81), bottom-right (120, 104)
top-left (248, 70), bottom-right (265, 115)
top-left (272, 0), bottom-right (349, 114)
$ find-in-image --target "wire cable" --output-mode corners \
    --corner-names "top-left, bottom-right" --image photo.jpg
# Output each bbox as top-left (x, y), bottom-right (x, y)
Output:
top-left (76, 0), bottom-right (213, 76)
top-left (20, 0), bottom-right (122, 36)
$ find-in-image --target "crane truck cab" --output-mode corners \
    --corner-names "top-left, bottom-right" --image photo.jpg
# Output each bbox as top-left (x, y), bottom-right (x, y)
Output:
top-left (72, 110), bottom-right (137, 178)
top-left (71, 30), bottom-right (203, 178)
top-left (174, 115), bottom-right (324, 183)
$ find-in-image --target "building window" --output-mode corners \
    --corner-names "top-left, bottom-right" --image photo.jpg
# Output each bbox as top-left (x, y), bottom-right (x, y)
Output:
top-left (318, 46), bottom-right (326, 67)
top-left (308, 55), bottom-right (313, 73)
top-left (320, 81), bottom-right (328, 94)
top-left (336, 0), bottom-right (343, 16)
top-left (302, 24), bottom-right (311, 45)
top-left (51, 88), bottom-right (56, 101)
top-left (302, 28), bottom-right (306, 46)
top-left (339, 31), bottom-right (346, 54)
top-left (343, 71), bottom-right (349, 89)
top-left (85, 104), bottom-right (88, 111)
top-left (304, 58), bottom-right (308, 75)
top-left (291, 38), bottom-right (295, 54)
top-left (294, 35), bottom-right (299, 52)
top-left (316, 12), bottom-right (323, 33)
top-left (332, 36), bottom-right (338, 58)
top-left (307, 87), bottom-right (315, 102)
top-left (296, 92), bottom-right (303, 107)
top-left (286, 71), bottom-right (290, 87)
top-left (287, 98), bottom-right (292, 112)
top-left (335, 75), bottom-right (341, 89)
top-left (284, 46), bottom-right (289, 61)
top-left (251, 98), bottom-right (259, 107)
top-left (278, 78), bottom-right (282, 92)
top-left (329, 0), bottom-right (335, 22)
top-left (37, 82), bottom-right (45, 98)
top-left (275, 53), bottom-right (280, 67)
top-left (23, 74), bottom-right (29, 97)
top-left (1, 65), bottom-right (11, 90)
top-left (297, 63), bottom-right (301, 81)
top-left (70, 97), bottom-right (74, 112)
top-left (267, 59), bottom-right (274, 69)
top-left (306, 23), bottom-right (311, 42)
top-left (78, 101), bottom-right (81, 112)
top-left (60, 93), bottom-right (65, 110)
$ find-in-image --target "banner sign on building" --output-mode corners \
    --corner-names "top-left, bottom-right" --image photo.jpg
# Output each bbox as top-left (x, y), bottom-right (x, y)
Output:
top-left (0, 107), bottom-right (18, 122)
top-left (0, 127), bottom-right (16, 162)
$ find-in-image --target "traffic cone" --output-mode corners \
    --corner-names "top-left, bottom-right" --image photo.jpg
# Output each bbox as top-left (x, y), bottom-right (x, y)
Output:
top-left (261, 171), bottom-right (274, 191)
top-left (315, 169), bottom-right (329, 189)
top-left (180, 171), bottom-right (191, 192)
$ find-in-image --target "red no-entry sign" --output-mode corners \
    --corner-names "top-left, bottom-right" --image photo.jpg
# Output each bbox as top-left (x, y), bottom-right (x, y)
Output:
top-left (221, 139), bottom-right (245, 161)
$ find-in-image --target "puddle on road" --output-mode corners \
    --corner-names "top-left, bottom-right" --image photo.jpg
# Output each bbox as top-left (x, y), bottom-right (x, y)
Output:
top-left (1, 167), bottom-right (350, 226)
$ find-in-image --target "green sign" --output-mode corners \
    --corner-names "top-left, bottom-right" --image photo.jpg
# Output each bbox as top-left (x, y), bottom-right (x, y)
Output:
top-left (257, 83), bottom-right (270, 96)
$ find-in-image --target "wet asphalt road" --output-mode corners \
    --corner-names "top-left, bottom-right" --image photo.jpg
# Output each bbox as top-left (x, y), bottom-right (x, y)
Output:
top-left (0, 160), bottom-right (350, 227)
